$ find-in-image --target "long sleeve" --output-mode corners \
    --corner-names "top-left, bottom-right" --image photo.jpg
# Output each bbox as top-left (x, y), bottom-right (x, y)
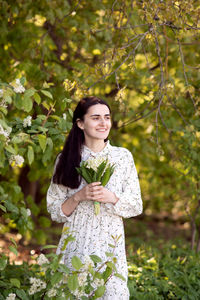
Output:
top-left (104, 149), bottom-right (143, 218)
top-left (46, 180), bottom-right (73, 223)
top-left (46, 155), bottom-right (74, 223)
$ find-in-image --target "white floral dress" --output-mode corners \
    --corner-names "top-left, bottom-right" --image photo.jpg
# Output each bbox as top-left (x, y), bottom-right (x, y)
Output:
top-left (47, 141), bottom-right (143, 299)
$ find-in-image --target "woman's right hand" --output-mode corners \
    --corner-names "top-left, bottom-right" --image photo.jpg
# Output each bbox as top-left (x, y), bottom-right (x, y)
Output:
top-left (74, 182), bottom-right (102, 203)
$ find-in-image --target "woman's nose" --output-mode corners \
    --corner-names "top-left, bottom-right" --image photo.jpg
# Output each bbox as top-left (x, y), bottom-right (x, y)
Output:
top-left (99, 118), bottom-right (106, 125)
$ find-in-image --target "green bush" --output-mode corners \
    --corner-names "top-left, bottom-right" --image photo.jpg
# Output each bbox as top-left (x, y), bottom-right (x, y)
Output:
top-left (0, 232), bottom-right (125, 300)
top-left (128, 243), bottom-right (200, 300)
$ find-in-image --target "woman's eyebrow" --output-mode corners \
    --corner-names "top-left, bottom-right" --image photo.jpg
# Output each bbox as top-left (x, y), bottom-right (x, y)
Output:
top-left (90, 113), bottom-right (110, 117)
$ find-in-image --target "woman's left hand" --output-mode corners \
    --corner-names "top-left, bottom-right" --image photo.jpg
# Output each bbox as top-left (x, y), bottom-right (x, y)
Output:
top-left (92, 186), bottom-right (119, 205)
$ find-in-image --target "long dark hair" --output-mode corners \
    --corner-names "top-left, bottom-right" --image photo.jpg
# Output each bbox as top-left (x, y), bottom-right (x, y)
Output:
top-left (53, 96), bottom-right (111, 188)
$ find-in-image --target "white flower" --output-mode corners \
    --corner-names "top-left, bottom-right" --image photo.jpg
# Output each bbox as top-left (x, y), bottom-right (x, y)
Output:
top-left (63, 113), bottom-right (67, 120)
top-left (7, 126), bottom-right (12, 134)
top-left (47, 288), bottom-right (57, 297)
top-left (83, 255), bottom-right (94, 270)
top-left (37, 253), bottom-right (49, 265)
top-left (6, 294), bottom-right (16, 300)
top-left (23, 115), bottom-right (32, 127)
top-left (26, 208), bottom-right (31, 216)
top-left (85, 156), bottom-right (106, 172)
top-left (93, 278), bottom-right (104, 287)
top-left (28, 277), bottom-right (46, 295)
top-left (0, 124), bottom-right (12, 138)
top-left (9, 155), bottom-right (24, 167)
top-left (10, 79), bottom-right (25, 94)
top-left (78, 272), bottom-right (88, 286)
top-left (73, 288), bottom-right (85, 299)
top-left (0, 89), bottom-right (3, 98)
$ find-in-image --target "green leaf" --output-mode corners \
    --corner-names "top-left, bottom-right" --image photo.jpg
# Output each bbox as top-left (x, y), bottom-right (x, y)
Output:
top-left (5, 145), bottom-right (16, 154)
top-left (10, 278), bottom-right (21, 288)
top-left (38, 134), bottom-right (47, 152)
top-left (90, 255), bottom-right (102, 264)
top-left (105, 251), bottom-right (114, 257)
top-left (51, 272), bottom-right (63, 285)
top-left (58, 264), bottom-right (70, 274)
top-left (42, 101), bottom-right (50, 110)
top-left (41, 89), bottom-right (53, 99)
top-left (114, 273), bottom-right (126, 281)
top-left (24, 89), bottom-right (35, 98)
top-left (94, 286), bottom-right (106, 298)
top-left (23, 95), bottom-right (33, 112)
top-left (27, 145), bottom-right (34, 165)
top-left (103, 267), bottom-right (112, 281)
top-left (9, 245), bottom-right (18, 256)
top-left (5, 95), bottom-right (12, 104)
top-left (20, 77), bottom-right (26, 85)
top-left (61, 235), bottom-right (75, 251)
top-left (16, 289), bottom-right (29, 300)
top-left (62, 98), bottom-right (72, 103)
top-left (39, 216), bottom-right (51, 228)
top-left (68, 108), bottom-right (73, 118)
top-left (5, 201), bottom-right (19, 214)
top-left (0, 256), bottom-right (7, 270)
top-left (106, 261), bottom-right (116, 271)
top-left (67, 274), bottom-right (78, 291)
top-left (0, 204), bottom-right (6, 212)
top-left (41, 245), bottom-right (57, 250)
top-left (34, 92), bottom-right (41, 105)
top-left (71, 256), bottom-right (83, 270)
top-left (14, 93), bottom-right (22, 110)
top-left (10, 237), bottom-right (17, 248)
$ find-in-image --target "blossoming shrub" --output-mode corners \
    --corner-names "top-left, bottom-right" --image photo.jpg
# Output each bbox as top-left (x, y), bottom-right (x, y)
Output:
top-left (127, 242), bottom-right (200, 299)
top-left (0, 78), bottom-right (72, 241)
top-left (0, 233), bottom-right (124, 299)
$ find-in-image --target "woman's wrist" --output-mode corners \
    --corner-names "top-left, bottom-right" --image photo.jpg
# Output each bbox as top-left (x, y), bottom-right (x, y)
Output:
top-left (113, 193), bottom-right (119, 205)
top-left (73, 192), bottom-right (81, 203)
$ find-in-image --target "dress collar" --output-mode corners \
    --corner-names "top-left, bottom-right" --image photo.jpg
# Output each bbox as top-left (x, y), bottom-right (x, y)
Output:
top-left (81, 140), bottom-right (111, 159)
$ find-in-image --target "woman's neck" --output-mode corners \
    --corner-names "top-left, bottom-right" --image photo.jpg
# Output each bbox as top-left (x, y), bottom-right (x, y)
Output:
top-left (84, 140), bottom-right (107, 153)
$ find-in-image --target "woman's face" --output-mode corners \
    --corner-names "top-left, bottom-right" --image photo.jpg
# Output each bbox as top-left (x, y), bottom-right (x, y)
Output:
top-left (77, 104), bottom-right (111, 142)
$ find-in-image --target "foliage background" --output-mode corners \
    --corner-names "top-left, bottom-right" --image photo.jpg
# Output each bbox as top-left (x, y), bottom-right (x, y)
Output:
top-left (0, 0), bottom-right (200, 297)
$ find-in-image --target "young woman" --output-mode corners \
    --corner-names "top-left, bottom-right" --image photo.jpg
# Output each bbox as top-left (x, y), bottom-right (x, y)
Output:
top-left (47, 96), bottom-right (143, 299)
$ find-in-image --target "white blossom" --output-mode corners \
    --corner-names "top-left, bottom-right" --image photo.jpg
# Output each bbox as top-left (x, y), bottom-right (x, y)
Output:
top-left (83, 255), bottom-right (94, 270)
top-left (63, 113), bottom-right (67, 120)
top-left (78, 272), bottom-right (88, 286)
top-left (73, 288), bottom-right (85, 299)
top-left (85, 156), bottom-right (107, 172)
top-left (10, 79), bottom-right (25, 93)
top-left (23, 115), bottom-right (32, 127)
top-left (47, 288), bottom-right (57, 297)
top-left (28, 277), bottom-right (46, 295)
top-left (93, 278), bottom-right (104, 287)
top-left (26, 208), bottom-right (31, 216)
top-left (0, 89), bottom-right (3, 98)
top-left (6, 294), bottom-right (16, 300)
top-left (9, 155), bottom-right (24, 167)
top-left (37, 253), bottom-right (49, 265)
top-left (0, 124), bottom-right (12, 138)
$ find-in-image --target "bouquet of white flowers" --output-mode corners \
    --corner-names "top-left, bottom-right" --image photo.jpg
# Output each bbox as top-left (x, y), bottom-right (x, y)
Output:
top-left (76, 156), bottom-right (115, 215)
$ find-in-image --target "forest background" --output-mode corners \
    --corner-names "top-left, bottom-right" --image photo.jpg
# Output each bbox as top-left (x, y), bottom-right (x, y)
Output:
top-left (0, 0), bottom-right (200, 299)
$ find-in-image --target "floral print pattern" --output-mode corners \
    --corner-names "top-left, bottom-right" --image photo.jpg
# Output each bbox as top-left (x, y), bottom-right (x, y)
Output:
top-left (47, 141), bottom-right (143, 299)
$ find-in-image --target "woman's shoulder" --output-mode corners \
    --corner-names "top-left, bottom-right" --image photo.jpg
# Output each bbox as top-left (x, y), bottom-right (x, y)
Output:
top-left (109, 144), bottom-right (133, 159)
